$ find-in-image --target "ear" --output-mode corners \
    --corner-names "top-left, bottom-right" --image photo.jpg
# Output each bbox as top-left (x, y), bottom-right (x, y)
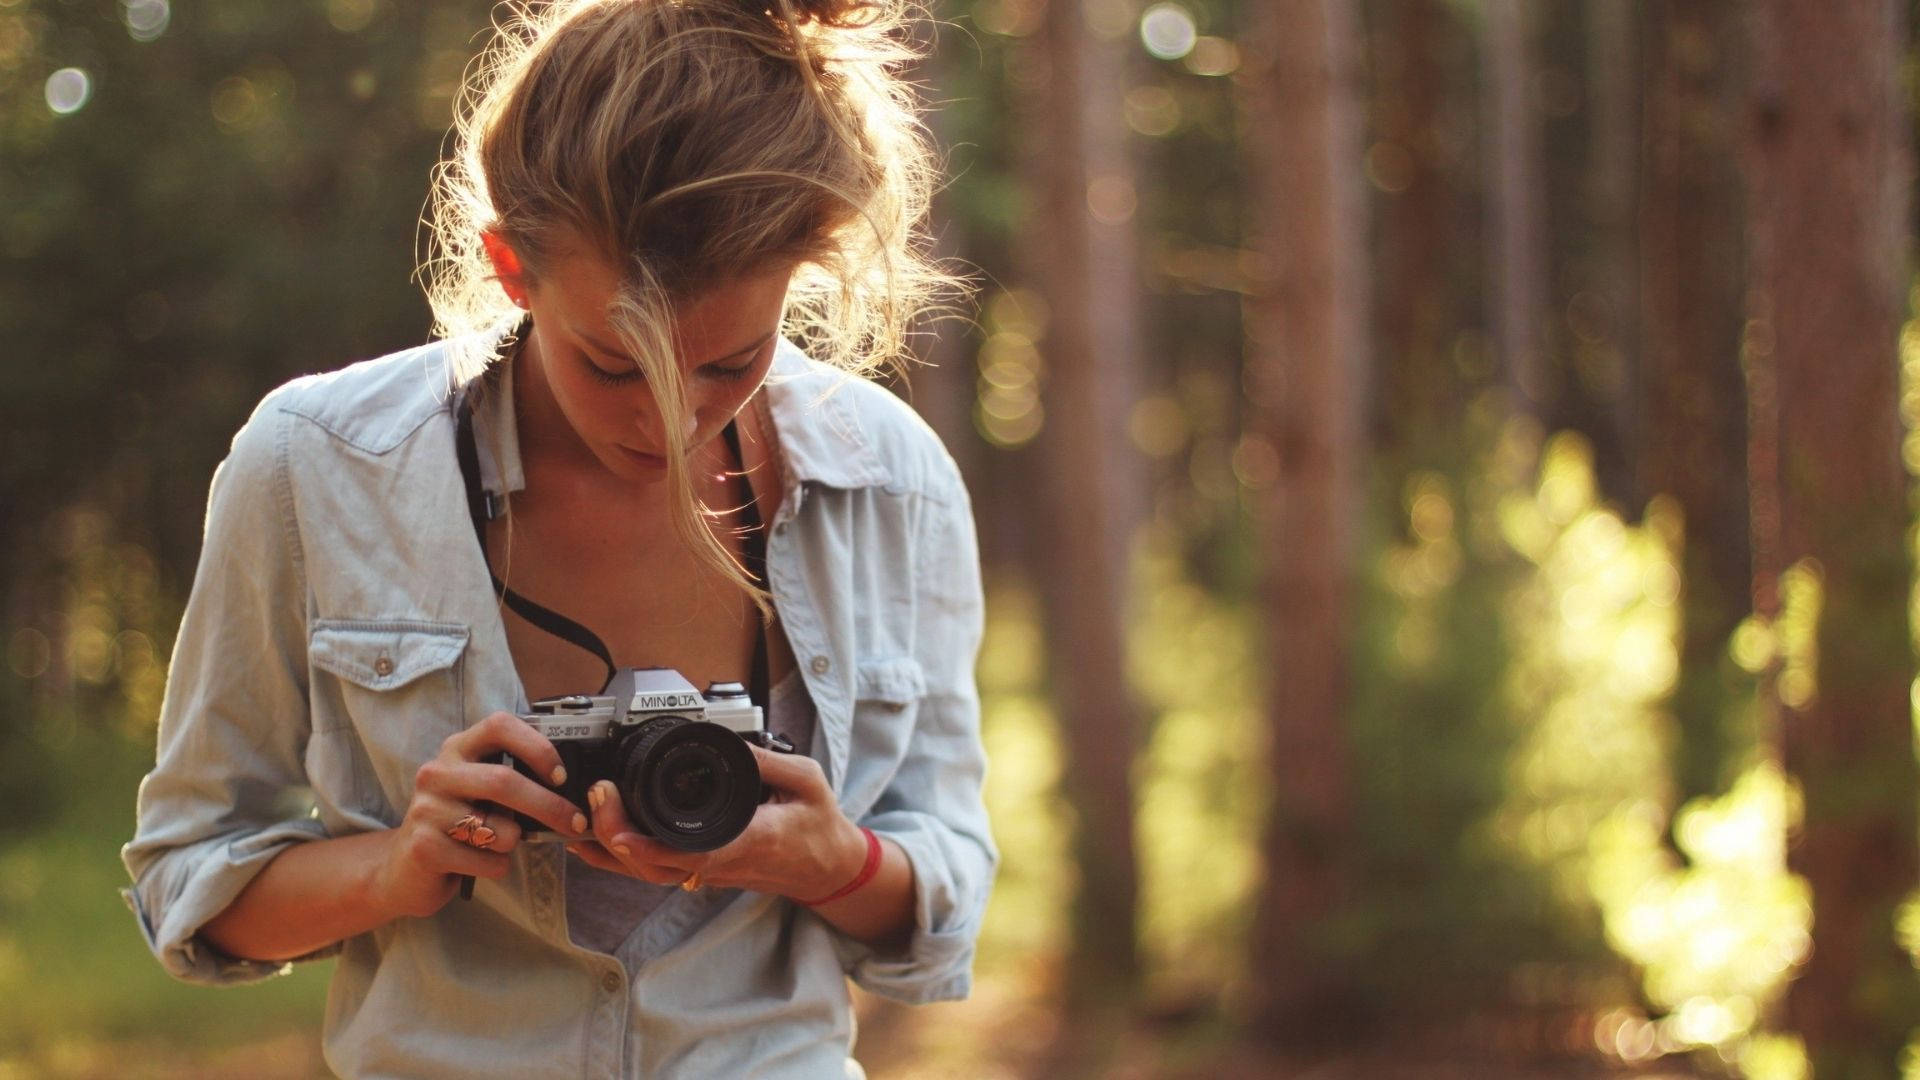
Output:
top-left (481, 229), bottom-right (531, 309)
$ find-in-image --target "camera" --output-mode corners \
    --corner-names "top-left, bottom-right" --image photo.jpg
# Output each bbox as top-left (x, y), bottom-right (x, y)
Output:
top-left (506, 667), bottom-right (796, 852)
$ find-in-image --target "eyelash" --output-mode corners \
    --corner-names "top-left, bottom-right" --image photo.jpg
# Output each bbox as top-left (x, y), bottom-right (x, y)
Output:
top-left (580, 353), bottom-right (760, 386)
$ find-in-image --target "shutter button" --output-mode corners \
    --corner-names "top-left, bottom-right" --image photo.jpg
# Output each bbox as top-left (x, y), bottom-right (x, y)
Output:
top-left (374, 656), bottom-right (395, 677)
top-left (809, 656), bottom-right (830, 675)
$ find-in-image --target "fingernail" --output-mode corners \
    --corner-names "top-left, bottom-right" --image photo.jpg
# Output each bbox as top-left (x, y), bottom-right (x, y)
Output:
top-left (612, 844), bottom-right (631, 859)
top-left (571, 812), bottom-right (588, 834)
top-left (550, 765), bottom-right (567, 786)
top-left (588, 785), bottom-right (604, 811)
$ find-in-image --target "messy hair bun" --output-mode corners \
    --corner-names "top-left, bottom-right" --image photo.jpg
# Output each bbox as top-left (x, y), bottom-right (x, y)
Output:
top-left (755, 0), bottom-right (884, 27)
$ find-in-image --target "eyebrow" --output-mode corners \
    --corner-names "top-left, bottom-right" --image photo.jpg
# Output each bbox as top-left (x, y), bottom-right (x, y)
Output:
top-left (574, 327), bottom-right (774, 367)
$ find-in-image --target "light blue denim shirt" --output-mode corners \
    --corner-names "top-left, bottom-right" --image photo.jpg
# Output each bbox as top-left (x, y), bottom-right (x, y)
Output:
top-left (120, 332), bottom-right (997, 1078)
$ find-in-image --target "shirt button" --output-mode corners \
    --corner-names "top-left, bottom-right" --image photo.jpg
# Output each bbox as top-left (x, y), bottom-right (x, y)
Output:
top-left (601, 970), bottom-right (623, 994)
top-left (373, 656), bottom-right (394, 677)
top-left (810, 655), bottom-right (830, 675)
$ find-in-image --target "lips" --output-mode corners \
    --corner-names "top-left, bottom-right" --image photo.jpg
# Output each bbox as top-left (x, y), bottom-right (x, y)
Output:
top-left (618, 445), bottom-right (665, 466)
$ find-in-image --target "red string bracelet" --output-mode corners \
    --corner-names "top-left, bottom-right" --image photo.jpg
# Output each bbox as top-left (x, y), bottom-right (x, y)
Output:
top-left (798, 827), bottom-right (882, 907)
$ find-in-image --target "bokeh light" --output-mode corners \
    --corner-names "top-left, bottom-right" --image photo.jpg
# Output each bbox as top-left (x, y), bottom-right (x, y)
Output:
top-left (1123, 85), bottom-right (1181, 137)
top-left (120, 0), bottom-right (169, 43)
top-left (1139, 3), bottom-right (1197, 61)
top-left (326, 0), bottom-right (378, 34)
top-left (1182, 35), bottom-right (1239, 76)
top-left (43, 67), bottom-right (90, 115)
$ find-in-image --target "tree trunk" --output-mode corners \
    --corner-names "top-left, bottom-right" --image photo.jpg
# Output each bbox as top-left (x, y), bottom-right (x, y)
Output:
top-left (1241, 0), bottom-right (1369, 1047)
top-left (1022, 0), bottom-right (1146, 1010)
top-left (1640, 0), bottom-right (1751, 817)
top-left (1369, 0), bottom-right (1466, 459)
top-left (1578, 0), bottom-right (1641, 507)
top-left (1484, 0), bottom-right (1550, 420)
top-left (1745, 2), bottom-right (1920, 1075)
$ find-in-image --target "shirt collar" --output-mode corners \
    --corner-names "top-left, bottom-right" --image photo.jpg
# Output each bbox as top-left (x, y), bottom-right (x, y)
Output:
top-left (462, 328), bottom-right (891, 502)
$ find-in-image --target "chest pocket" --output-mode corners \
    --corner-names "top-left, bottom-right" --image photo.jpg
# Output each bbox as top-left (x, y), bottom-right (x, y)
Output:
top-left (308, 619), bottom-right (470, 823)
top-left (855, 656), bottom-right (925, 709)
top-left (831, 656), bottom-right (928, 812)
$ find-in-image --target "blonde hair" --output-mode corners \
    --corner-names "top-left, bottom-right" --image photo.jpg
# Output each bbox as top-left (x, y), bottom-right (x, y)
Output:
top-left (419, 0), bottom-right (965, 618)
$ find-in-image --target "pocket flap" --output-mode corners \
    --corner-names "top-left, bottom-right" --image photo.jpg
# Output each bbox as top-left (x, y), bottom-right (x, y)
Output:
top-left (309, 620), bottom-right (469, 691)
top-left (855, 656), bottom-right (925, 707)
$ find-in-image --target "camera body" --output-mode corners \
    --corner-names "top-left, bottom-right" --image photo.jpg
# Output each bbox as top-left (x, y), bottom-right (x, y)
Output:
top-left (508, 667), bottom-right (795, 852)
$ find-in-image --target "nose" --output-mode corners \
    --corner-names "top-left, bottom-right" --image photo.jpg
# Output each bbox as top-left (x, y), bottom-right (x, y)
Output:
top-left (635, 408), bottom-right (701, 451)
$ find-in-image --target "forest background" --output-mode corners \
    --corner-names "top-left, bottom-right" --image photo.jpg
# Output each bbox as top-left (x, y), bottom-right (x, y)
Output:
top-left (1, 0), bottom-right (1914, 1077)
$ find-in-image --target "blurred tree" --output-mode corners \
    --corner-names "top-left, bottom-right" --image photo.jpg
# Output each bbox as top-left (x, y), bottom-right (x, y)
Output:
top-left (1744, 1), bottom-right (1920, 1075)
top-left (1483, 0), bottom-right (1550, 423)
top-left (0, 0), bottom-right (491, 822)
top-left (1020, 0), bottom-right (1148, 1009)
top-left (1639, 0), bottom-right (1751, 820)
top-left (1570, 0), bottom-right (1639, 505)
top-left (892, 11), bottom-right (981, 485)
top-left (1241, 0), bottom-right (1369, 1046)
top-left (1366, 0), bottom-right (1474, 462)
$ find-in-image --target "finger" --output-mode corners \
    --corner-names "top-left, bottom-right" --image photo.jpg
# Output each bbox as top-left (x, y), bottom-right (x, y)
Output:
top-left (566, 841), bottom-right (628, 875)
top-left (399, 818), bottom-right (511, 880)
top-left (587, 781), bottom-right (694, 872)
top-left (440, 842), bottom-right (512, 880)
top-left (566, 840), bottom-right (690, 885)
top-left (747, 743), bottom-right (829, 800)
top-left (443, 711), bottom-right (568, 787)
top-left (416, 758), bottom-right (588, 838)
top-left (587, 779), bottom-right (637, 843)
top-left (470, 812), bottom-right (522, 854)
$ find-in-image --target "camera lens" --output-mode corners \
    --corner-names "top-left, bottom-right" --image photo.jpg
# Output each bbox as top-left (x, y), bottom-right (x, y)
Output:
top-left (614, 716), bottom-right (762, 852)
top-left (657, 746), bottom-right (723, 816)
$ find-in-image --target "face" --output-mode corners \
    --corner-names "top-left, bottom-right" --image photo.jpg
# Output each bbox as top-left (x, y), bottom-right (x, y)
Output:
top-left (488, 233), bottom-right (790, 485)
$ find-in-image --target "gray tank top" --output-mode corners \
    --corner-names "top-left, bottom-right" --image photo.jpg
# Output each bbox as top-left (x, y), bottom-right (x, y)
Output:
top-left (564, 669), bottom-right (816, 955)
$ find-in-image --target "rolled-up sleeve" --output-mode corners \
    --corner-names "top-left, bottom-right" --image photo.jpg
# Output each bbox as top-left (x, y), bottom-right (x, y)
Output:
top-left (834, 468), bottom-right (998, 1004)
top-left (120, 388), bottom-right (332, 985)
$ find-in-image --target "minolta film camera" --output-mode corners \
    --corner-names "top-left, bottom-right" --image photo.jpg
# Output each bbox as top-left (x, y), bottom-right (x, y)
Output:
top-left (508, 668), bottom-right (796, 852)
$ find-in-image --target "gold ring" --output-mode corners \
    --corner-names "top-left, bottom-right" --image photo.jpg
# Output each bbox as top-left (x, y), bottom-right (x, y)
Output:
top-left (679, 870), bottom-right (703, 892)
top-left (447, 812), bottom-right (497, 850)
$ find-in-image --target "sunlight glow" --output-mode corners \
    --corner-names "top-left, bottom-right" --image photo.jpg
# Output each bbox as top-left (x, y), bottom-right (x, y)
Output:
top-left (121, 0), bottom-right (169, 42)
top-left (1139, 3), bottom-right (1197, 61)
top-left (43, 68), bottom-right (89, 114)
top-left (974, 313), bottom-right (1045, 449)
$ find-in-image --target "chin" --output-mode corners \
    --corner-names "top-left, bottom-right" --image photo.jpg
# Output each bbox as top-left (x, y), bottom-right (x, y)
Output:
top-left (612, 444), bottom-right (670, 474)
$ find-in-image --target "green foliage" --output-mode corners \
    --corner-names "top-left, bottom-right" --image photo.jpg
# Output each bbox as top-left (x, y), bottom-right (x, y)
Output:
top-left (1342, 405), bottom-right (1575, 1017)
top-left (1, 0), bottom-right (492, 598)
top-left (974, 578), bottom-right (1075, 971)
top-left (0, 732), bottom-right (328, 1070)
top-left (1129, 533), bottom-right (1266, 1000)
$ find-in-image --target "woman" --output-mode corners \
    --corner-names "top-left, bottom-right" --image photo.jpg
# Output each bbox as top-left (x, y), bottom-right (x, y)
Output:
top-left (119, 1), bottom-right (995, 1075)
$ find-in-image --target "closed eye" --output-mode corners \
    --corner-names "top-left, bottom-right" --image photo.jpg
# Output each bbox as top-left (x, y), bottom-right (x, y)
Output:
top-left (581, 355), bottom-right (642, 386)
top-left (575, 331), bottom-right (773, 386)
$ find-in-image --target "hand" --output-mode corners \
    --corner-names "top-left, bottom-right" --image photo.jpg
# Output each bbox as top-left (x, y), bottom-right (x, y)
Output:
top-left (373, 711), bottom-right (590, 919)
top-left (567, 743), bottom-right (867, 901)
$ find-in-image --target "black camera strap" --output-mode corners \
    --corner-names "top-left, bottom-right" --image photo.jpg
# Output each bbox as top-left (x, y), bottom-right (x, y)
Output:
top-left (454, 380), bottom-right (770, 706)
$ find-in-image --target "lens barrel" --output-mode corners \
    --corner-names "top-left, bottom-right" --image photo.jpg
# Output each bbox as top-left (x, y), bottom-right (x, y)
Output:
top-left (614, 716), bottom-right (763, 851)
